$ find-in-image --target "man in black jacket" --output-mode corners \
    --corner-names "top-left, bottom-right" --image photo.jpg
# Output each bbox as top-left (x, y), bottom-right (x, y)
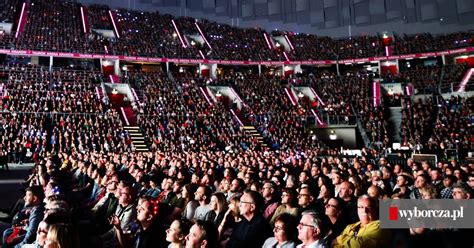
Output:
top-left (226, 190), bottom-right (272, 248)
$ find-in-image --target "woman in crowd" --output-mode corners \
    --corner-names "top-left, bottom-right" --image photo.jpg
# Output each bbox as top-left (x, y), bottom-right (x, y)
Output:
top-left (206, 192), bottom-right (228, 227)
top-left (165, 218), bottom-right (192, 248)
top-left (181, 184), bottom-right (199, 220)
top-left (43, 224), bottom-right (79, 248)
top-left (263, 213), bottom-right (298, 248)
top-left (218, 196), bottom-right (242, 246)
top-left (270, 188), bottom-right (299, 225)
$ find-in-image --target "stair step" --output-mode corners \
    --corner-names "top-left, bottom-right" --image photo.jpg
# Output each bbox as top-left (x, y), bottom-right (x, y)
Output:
top-left (129, 133), bottom-right (142, 136)
top-left (127, 129), bottom-right (141, 133)
top-left (124, 126), bottom-right (140, 129)
top-left (243, 126), bottom-right (256, 130)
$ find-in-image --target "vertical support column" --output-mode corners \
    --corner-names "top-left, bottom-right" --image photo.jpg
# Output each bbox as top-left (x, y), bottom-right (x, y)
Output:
top-left (210, 64), bottom-right (218, 79)
top-left (114, 59), bottom-right (121, 76)
top-left (336, 63), bottom-right (340, 76)
top-left (100, 58), bottom-right (104, 73)
top-left (441, 55), bottom-right (446, 66)
top-left (377, 61), bottom-right (381, 75)
top-left (49, 56), bottom-right (53, 72)
top-left (281, 65), bottom-right (284, 77)
top-left (258, 64), bottom-right (262, 76)
top-left (166, 62), bottom-right (170, 73)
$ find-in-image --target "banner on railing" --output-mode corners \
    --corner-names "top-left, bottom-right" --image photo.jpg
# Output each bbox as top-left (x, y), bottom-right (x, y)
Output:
top-left (0, 47), bottom-right (472, 66)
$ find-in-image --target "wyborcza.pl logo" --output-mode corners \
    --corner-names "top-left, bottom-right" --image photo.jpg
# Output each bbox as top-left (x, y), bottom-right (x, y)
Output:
top-left (388, 205), bottom-right (464, 221)
top-left (380, 199), bottom-right (473, 228)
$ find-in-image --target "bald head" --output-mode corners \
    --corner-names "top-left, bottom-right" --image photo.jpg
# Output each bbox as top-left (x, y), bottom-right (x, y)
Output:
top-left (339, 181), bottom-right (354, 200)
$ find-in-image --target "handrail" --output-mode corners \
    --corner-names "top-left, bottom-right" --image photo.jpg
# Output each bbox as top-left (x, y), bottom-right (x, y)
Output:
top-left (351, 103), bottom-right (372, 149)
top-left (413, 82), bottom-right (474, 95)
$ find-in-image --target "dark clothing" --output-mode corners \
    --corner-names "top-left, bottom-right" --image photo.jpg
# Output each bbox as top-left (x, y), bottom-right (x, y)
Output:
top-left (205, 211), bottom-right (226, 227)
top-left (94, 194), bottom-right (118, 233)
top-left (133, 220), bottom-right (166, 248)
top-left (326, 218), bottom-right (347, 245)
top-left (0, 153), bottom-right (8, 171)
top-left (226, 214), bottom-right (272, 248)
top-left (343, 197), bottom-right (358, 224)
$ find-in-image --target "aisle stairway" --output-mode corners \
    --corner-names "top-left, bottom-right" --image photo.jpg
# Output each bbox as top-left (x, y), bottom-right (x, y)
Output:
top-left (243, 126), bottom-right (268, 148)
top-left (123, 126), bottom-right (149, 152)
top-left (388, 107), bottom-right (402, 143)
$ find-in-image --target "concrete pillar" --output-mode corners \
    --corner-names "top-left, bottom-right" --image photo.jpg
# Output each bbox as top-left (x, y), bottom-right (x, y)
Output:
top-left (49, 56), bottom-right (53, 72)
top-left (211, 64), bottom-right (218, 78)
top-left (114, 59), bottom-right (121, 76)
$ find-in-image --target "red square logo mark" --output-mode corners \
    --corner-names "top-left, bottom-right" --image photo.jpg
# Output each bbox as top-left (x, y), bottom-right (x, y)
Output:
top-left (389, 206), bottom-right (398, 221)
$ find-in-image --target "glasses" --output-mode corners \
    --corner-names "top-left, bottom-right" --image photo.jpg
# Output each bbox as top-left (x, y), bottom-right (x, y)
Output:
top-left (325, 203), bottom-right (338, 209)
top-left (274, 225), bottom-right (284, 231)
top-left (298, 222), bottom-right (316, 229)
top-left (357, 206), bottom-right (372, 211)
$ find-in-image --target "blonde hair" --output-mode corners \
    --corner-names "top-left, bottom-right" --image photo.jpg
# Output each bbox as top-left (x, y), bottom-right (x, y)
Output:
top-left (420, 185), bottom-right (438, 199)
top-left (47, 224), bottom-right (79, 248)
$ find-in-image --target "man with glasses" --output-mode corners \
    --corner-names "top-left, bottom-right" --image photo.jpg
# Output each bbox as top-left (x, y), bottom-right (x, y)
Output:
top-left (296, 210), bottom-right (328, 248)
top-left (333, 195), bottom-right (391, 248)
top-left (298, 187), bottom-right (316, 213)
top-left (22, 213), bottom-right (67, 248)
top-left (101, 185), bottom-right (137, 247)
top-left (227, 190), bottom-right (272, 248)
